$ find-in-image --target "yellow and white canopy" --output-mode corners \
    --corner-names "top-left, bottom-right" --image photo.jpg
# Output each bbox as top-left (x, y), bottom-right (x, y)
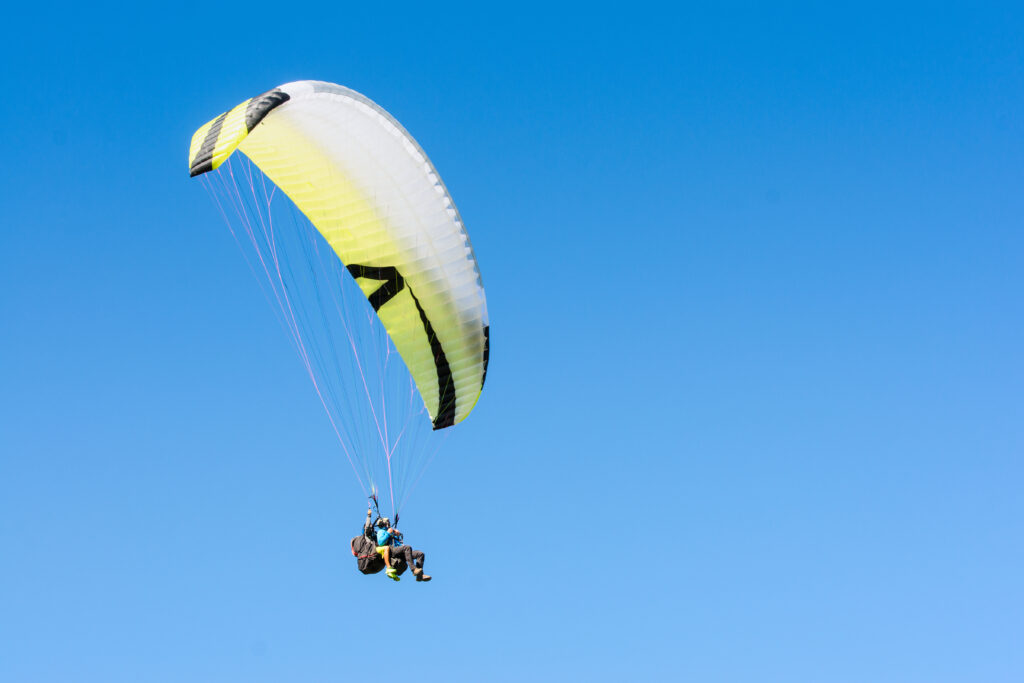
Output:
top-left (189, 81), bottom-right (489, 428)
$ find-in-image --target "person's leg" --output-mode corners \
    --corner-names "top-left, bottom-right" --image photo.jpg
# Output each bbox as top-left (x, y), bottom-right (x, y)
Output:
top-left (410, 549), bottom-right (425, 570)
top-left (377, 545), bottom-right (394, 574)
top-left (391, 545), bottom-right (415, 567)
top-left (410, 549), bottom-right (430, 581)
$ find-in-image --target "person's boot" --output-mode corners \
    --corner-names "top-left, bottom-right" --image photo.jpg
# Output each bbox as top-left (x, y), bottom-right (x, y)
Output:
top-left (414, 568), bottom-right (431, 582)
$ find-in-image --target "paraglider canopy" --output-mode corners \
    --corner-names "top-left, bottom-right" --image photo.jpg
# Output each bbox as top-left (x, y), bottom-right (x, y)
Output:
top-left (189, 81), bottom-right (489, 430)
top-left (188, 81), bottom-right (490, 519)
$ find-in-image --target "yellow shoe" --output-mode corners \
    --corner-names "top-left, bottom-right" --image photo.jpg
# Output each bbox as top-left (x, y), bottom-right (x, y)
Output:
top-left (386, 569), bottom-right (400, 582)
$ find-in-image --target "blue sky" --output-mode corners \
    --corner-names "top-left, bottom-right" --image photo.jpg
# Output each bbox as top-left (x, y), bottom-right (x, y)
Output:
top-left (2, 3), bottom-right (1023, 681)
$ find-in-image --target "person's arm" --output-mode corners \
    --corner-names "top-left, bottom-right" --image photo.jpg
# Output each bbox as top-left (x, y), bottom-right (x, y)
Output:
top-left (364, 508), bottom-right (373, 535)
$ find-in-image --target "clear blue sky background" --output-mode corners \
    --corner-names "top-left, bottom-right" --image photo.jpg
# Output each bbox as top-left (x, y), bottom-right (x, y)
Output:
top-left (2, 3), bottom-right (1022, 681)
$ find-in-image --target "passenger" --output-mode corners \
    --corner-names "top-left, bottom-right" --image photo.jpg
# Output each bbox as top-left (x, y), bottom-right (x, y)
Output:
top-left (373, 516), bottom-right (431, 582)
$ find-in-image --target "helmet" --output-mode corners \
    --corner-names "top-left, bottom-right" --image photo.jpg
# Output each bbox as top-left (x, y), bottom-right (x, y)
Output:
top-left (376, 517), bottom-right (390, 529)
